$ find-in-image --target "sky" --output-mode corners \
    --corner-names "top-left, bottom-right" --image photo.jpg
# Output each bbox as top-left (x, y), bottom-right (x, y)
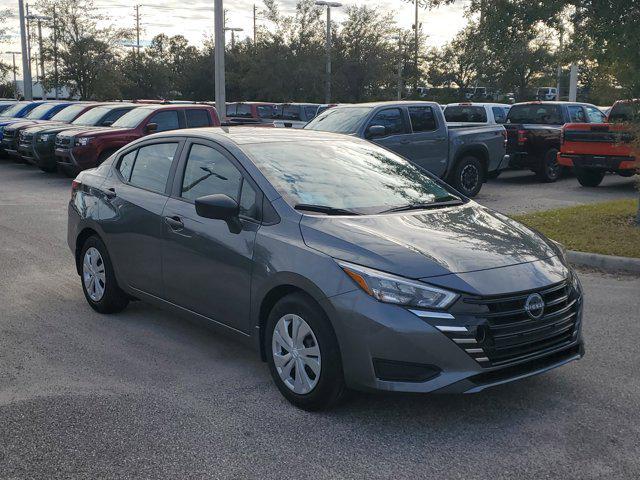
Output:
top-left (1, 0), bottom-right (469, 77)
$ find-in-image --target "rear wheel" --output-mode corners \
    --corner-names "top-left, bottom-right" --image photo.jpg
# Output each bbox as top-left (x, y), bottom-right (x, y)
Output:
top-left (575, 167), bottom-right (605, 187)
top-left (80, 235), bottom-right (129, 314)
top-left (450, 156), bottom-right (485, 197)
top-left (535, 148), bottom-right (560, 183)
top-left (265, 293), bottom-right (345, 411)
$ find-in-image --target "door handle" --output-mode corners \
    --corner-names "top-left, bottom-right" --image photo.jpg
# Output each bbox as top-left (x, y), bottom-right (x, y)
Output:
top-left (105, 187), bottom-right (116, 198)
top-left (164, 216), bottom-right (184, 230)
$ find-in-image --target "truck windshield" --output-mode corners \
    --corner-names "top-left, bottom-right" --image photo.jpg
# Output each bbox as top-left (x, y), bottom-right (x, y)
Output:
top-left (25, 104), bottom-right (56, 119)
top-left (243, 139), bottom-right (458, 215)
top-left (112, 107), bottom-right (154, 128)
top-left (0, 102), bottom-right (31, 118)
top-left (51, 104), bottom-right (88, 123)
top-left (444, 106), bottom-right (487, 123)
top-left (507, 104), bottom-right (562, 124)
top-left (305, 107), bottom-right (373, 134)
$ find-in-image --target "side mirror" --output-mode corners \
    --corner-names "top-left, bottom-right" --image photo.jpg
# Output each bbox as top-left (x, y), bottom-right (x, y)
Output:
top-left (366, 125), bottom-right (386, 139)
top-left (102, 120), bottom-right (113, 127)
top-left (144, 122), bottom-right (158, 134)
top-left (195, 194), bottom-right (241, 233)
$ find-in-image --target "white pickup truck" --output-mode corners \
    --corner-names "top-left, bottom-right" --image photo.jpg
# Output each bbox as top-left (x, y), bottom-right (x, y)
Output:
top-left (444, 102), bottom-right (511, 126)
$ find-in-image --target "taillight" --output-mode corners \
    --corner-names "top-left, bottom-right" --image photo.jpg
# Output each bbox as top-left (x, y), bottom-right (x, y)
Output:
top-left (517, 129), bottom-right (527, 146)
top-left (71, 179), bottom-right (81, 199)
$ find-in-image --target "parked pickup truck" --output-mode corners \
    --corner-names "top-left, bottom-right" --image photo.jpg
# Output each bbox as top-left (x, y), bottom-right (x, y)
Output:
top-left (0, 101), bottom-right (64, 155)
top-left (504, 101), bottom-right (607, 182)
top-left (272, 103), bottom-right (322, 129)
top-left (558, 100), bottom-right (638, 187)
top-left (20, 103), bottom-right (139, 172)
top-left (54, 104), bottom-right (220, 176)
top-left (226, 102), bottom-right (277, 125)
top-left (305, 101), bottom-right (509, 197)
top-left (444, 102), bottom-right (511, 125)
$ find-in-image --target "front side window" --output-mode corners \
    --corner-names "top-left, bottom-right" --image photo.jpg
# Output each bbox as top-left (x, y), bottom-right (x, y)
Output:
top-left (257, 105), bottom-right (275, 119)
top-left (282, 105), bottom-right (301, 121)
top-left (180, 144), bottom-right (243, 202)
top-left (585, 106), bottom-right (606, 123)
top-left (126, 143), bottom-right (178, 193)
top-left (568, 105), bottom-right (586, 123)
top-left (366, 108), bottom-right (405, 136)
top-left (408, 106), bottom-right (437, 132)
top-left (149, 110), bottom-right (180, 132)
top-left (186, 109), bottom-right (210, 128)
top-left (244, 140), bottom-right (458, 215)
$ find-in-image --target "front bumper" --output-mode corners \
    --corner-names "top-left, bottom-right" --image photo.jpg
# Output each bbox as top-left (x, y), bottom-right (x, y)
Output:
top-left (56, 145), bottom-right (96, 171)
top-left (1, 138), bottom-right (20, 158)
top-left (326, 281), bottom-right (584, 394)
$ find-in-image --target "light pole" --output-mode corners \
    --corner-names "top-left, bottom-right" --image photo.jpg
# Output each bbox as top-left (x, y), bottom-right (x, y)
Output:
top-left (315, 1), bottom-right (342, 104)
top-left (18, 0), bottom-right (33, 100)
top-left (26, 14), bottom-right (52, 82)
top-left (392, 35), bottom-right (403, 101)
top-left (224, 27), bottom-right (243, 49)
top-left (5, 52), bottom-right (21, 99)
top-left (214, 0), bottom-right (226, 121)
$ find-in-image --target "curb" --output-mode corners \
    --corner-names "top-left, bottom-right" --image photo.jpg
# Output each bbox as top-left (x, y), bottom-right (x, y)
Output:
top-left (568, 250), bottom-right (640, 275)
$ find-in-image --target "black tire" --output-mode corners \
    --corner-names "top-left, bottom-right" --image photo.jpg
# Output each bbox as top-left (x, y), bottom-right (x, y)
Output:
top-left (535, 148), bottom-right (560, 183)
top-left (575, 167), bottom-right (605, 187)
top-left (79, 235), bottom-right (129, 314)
top-left (265, 292), bottom-right (345, 411)
top-left (39, 162), bottom-right (57, 173)
top-left (450, 156), bottom-right (485, 197)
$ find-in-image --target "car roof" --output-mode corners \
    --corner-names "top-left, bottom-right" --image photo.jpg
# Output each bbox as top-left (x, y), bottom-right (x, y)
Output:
top-left (134, 104), bottom-right (213, 111)
top-left (513, 101), bottom-right (596, 107)
top-left (446, 102), bottom-right (510, 107)
top-left (335, 101), bottom-right (438, 108)
top-left (146, 126), bottom-right (359, 145)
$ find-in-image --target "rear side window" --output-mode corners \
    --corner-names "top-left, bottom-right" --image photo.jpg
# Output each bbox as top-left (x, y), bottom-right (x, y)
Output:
top-left (367, 108), bottom-right (405, 136)
top-left (408, 106), bottom-right (437, 132)
top-left (492, 107), bottom-right (507, 124)
top-left (118, 150), bottom-right (137, 180)
top-left (226, 104), bottom-right (237, 116)
top-left (507, 104), bottom-right (562, 125)
top-left (236, 104), bottom-right (252, 118)
top-left (181, 144), bottom-right (243, 202)
top-left (127, 143), bottom-right (178, 193)
top-left (444, 106), bottom-right (487, 123)
top-left (568, 106), bottom-right (586, 123)
top-left (186, 109), bottom-right (210, 127)
top-left (149, 110), bottom-right (180, 132)
top-left (257, 105), bottom-right (275, 118)
top-left (282, 106), bottom-right (301, 121)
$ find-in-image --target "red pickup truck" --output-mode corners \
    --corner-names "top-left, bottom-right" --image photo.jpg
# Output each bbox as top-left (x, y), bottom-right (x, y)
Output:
top-left (558, 100), bottom-right (638, 186)
top-left (54, 104), bottom-right (219, 176)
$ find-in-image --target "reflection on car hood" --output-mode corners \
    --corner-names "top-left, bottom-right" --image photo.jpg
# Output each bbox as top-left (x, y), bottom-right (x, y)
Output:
top-left (56, 126), bottom-right (131, 138)
top-left (299, 203), bottom-right (558, 279)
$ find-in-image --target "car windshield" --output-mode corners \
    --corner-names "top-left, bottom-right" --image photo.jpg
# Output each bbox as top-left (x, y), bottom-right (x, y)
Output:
top-left (507, 104), bottom-right (562, 124)
top-left (444, 106), bottom-right (487, 123)
top-left (305, 107), bottom-right (373, 134)
top-left (111, 107), bottom-right (154, 128)
top-left (25, 104), bottom-right (57, 119)
top-left (73, 106), bottom-right (113, 126)
top-left (244, 139), bottom-right (460, 215)
top-left (0, 102), bottom-right (31, 118)
top-left (50, 104), bottom-right (88, 122)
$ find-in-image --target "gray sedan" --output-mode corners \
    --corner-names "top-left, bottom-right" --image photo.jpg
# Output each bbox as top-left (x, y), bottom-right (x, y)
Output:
top-left (68, 128), bottom-right (584, 410)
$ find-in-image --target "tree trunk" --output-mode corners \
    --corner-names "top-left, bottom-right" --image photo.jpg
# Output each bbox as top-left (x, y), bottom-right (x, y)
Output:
top-left (636, 191), bottom-right (640, 226)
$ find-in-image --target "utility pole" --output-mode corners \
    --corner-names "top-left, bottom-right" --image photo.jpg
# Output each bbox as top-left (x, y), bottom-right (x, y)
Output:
top-left (5, 52), bottom-right (21, 99)
top-left (37, 18), bottom-right (44, 80)
top-left (225, 27), bottom-right (243, 49)
top-left (135, 5), bottom-right (141, 57)
top-left (315, 1), bottom-right (342, 104)
top-left (253, 4), bottom-right (257, 44)
top-left (214, 0), bottom-right (226, 121)
top-left (396, 35), bottom-right (403, 101)
top-left (19, 0), bottom-right (33, 100)
top-left (569, 64), bottom-right (578, 102)
top-left (53, 6), bottom-right (59, 99)
top-left (413, 0), bottom-right (419, 95)
top-left (556, 23), bottom-right (564, 101)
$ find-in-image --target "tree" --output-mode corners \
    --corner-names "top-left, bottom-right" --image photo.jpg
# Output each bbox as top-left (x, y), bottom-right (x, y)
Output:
top-left (427, 26), bottom-right (481, 95)
top-left (0, 8), bottom-right (14, 94)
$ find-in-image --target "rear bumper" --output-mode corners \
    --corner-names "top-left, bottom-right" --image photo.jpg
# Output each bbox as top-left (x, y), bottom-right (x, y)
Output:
top-left (558, 154), bottom-right (638, 172)
top-left (507, 151), bottom-right (538, 169)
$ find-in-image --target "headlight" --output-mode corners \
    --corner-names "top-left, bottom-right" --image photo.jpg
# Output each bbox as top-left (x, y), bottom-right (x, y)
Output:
top-left (338, 261), bottom-right (459, 309)
top-left (39, 134), bottom-right (50, 142)
top-left (75, 137), bottom-right (92, 146)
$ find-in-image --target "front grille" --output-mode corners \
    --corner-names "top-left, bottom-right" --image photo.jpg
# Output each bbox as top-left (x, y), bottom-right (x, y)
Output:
top-left (19, 132), bottom-right (34, 145)
top-left (3, 129), bottom-right (16, 140)
top-left (443, 280), bottom-right (581, 368)
top-left (55, 136), bottom-right (71, 148)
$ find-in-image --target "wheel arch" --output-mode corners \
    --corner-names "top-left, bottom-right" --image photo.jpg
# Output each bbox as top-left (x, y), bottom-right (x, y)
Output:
top-left (74, 227), bottom-right (101, 275)
top-left (452, 145), bottom-right (490, 177)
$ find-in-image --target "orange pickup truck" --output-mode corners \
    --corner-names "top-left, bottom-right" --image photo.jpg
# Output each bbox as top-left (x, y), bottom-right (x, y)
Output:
top-left (558, 100), bottom-right (638, 187)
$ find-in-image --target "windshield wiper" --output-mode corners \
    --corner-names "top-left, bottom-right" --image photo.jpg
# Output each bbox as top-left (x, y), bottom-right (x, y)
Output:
top-left (379, 198), bottom-right (463, 214)
top-left (294, 204), bottom-right (361, 216)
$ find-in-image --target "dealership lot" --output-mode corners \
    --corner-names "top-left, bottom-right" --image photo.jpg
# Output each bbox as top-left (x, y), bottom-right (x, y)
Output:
top-left (0, 160), bottom-right (639, 478)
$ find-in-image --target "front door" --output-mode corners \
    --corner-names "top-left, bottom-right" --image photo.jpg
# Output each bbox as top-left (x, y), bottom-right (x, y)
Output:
top-left (161, 140), bottom-right (260, 333)
top-left (366, 107), bottom-right (413, 158)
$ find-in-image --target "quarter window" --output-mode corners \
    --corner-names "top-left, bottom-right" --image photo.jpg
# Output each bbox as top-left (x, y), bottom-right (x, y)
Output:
top-left (149, 110), bottom-right (180, 132)
top-left (127, 143), bottom-right (178, 193)
top-left (186, 109), bottom-right (211, 127)
top-left (118, 150), bottom-right (137, 181)
top-left (367, 108), bottom-right (405, 136)
top-left (408, 106), bottom-right (437, 132)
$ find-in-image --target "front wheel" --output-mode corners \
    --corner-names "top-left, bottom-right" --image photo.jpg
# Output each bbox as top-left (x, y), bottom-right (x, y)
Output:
top-left (575, 167), bottom-right (605, 187)
top-left (450, 156), bottom-right (485, 197)
top-left (535, 148), bottom-right (560, 183)
top-left (265, 293), bottom-right (345, 411)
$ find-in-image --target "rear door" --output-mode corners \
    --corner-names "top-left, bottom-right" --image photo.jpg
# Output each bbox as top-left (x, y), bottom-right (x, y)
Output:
top-left (405, 105), bottom-right (449, 176)
top-left (100, 138), bottom-right (184, 296)
top-left (161, 139), bottom-right (260, 332)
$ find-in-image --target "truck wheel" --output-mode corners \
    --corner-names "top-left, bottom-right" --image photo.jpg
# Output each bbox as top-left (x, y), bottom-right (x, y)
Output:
top-left (451, 156), bottom-right (485, 197)
top-left (535, 148), bottom-right (560, 183)
top-left (575, 167), bottom-right (605, 187)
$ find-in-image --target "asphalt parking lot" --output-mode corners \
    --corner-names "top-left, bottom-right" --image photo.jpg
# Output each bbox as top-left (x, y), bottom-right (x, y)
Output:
top-left (1, 160), bottom-right (639, 479)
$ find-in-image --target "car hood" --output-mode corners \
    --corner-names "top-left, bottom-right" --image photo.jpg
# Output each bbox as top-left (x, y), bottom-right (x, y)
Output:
top-left (299, 202), bottom-right (559, 279)
top-left (57, 126), bottom-right (132, 138)
top-left (29, 123), bottom-right (87, 135)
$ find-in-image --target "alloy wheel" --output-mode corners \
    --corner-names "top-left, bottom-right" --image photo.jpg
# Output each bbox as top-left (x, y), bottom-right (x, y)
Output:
top-left (83, 247), bottom-right (106, 302)
top-left (460, 164), bottom-right (479, 193)
top-left (271, 314), bottom-right (321, 395)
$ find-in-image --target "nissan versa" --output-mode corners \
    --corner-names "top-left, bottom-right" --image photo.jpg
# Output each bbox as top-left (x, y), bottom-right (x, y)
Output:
top-left (68, 128), bottom-right (584, 410)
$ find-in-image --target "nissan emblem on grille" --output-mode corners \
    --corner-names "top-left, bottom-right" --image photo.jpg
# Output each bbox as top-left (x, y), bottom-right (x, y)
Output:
top-left (524, 293), bottom-right (545, 319)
